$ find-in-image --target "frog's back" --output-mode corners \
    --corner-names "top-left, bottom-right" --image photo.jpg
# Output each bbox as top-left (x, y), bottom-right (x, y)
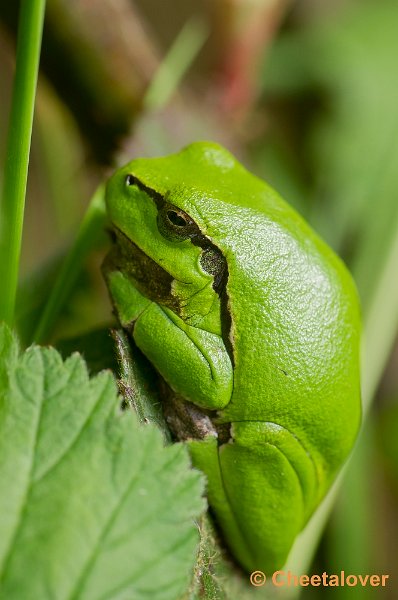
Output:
top-left (184, 143), bottom-right (362, 509)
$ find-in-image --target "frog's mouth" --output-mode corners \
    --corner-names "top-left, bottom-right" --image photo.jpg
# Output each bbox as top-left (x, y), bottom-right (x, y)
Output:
top-left (104, 226), bottom-right (180, 313)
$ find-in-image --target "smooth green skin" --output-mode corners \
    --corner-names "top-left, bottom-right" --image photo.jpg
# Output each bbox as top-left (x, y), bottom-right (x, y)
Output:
top-left (103, 142), bottom-right (361, 574)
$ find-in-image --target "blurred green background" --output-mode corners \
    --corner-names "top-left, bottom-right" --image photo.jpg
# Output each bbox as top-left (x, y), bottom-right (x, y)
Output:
top-left (1, 0), bottom-right (397, 597)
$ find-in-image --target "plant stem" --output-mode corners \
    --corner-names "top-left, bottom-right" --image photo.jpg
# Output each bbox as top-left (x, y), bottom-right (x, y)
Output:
top-left (32, 184), bottom-right (107, 344)
top-left (0, 0), bottom-right (46, 325)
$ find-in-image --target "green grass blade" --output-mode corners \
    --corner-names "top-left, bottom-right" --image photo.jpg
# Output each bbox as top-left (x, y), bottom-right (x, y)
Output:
top-left (0, 0), bottom-right (46, 325)
top-left (143, 16), bottom-right (208, 111)
top-left (32, 184), bottom-right (107, 344)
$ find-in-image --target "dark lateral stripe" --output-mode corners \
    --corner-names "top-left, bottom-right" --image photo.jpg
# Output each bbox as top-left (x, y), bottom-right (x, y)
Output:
top-left (126, 174), bottom-right (235, 366)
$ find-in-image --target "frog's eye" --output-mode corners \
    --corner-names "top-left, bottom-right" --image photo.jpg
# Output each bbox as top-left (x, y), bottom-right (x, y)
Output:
top-left (125, 174), bottom-right (137, 186)
top-left (157, 203), bottom-right (196, 242)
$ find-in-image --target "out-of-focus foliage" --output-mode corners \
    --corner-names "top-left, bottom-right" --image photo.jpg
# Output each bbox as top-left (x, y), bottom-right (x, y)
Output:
top-left (261, 0), bottom-right (398, 305)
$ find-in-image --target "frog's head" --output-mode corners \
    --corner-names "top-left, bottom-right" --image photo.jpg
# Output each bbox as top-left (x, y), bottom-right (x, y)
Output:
top-left (105, 140), bottom-right (237, 234)
top-left (104, 142), bottom-right (232, 330)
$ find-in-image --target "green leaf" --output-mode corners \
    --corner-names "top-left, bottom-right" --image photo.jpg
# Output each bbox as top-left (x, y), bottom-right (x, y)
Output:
top-left (0, 324), bottom-right (205, 600)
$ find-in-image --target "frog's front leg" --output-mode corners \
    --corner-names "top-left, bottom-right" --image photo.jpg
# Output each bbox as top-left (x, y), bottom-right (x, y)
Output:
top-left (107, 270), bottom-right (233, 410)
top-left (134, 303), bottom-right (233, 410)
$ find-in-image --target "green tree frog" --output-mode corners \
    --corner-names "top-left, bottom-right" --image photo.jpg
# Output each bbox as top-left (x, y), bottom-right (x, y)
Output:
top-left (103, 141), bottom-right (361, 574)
